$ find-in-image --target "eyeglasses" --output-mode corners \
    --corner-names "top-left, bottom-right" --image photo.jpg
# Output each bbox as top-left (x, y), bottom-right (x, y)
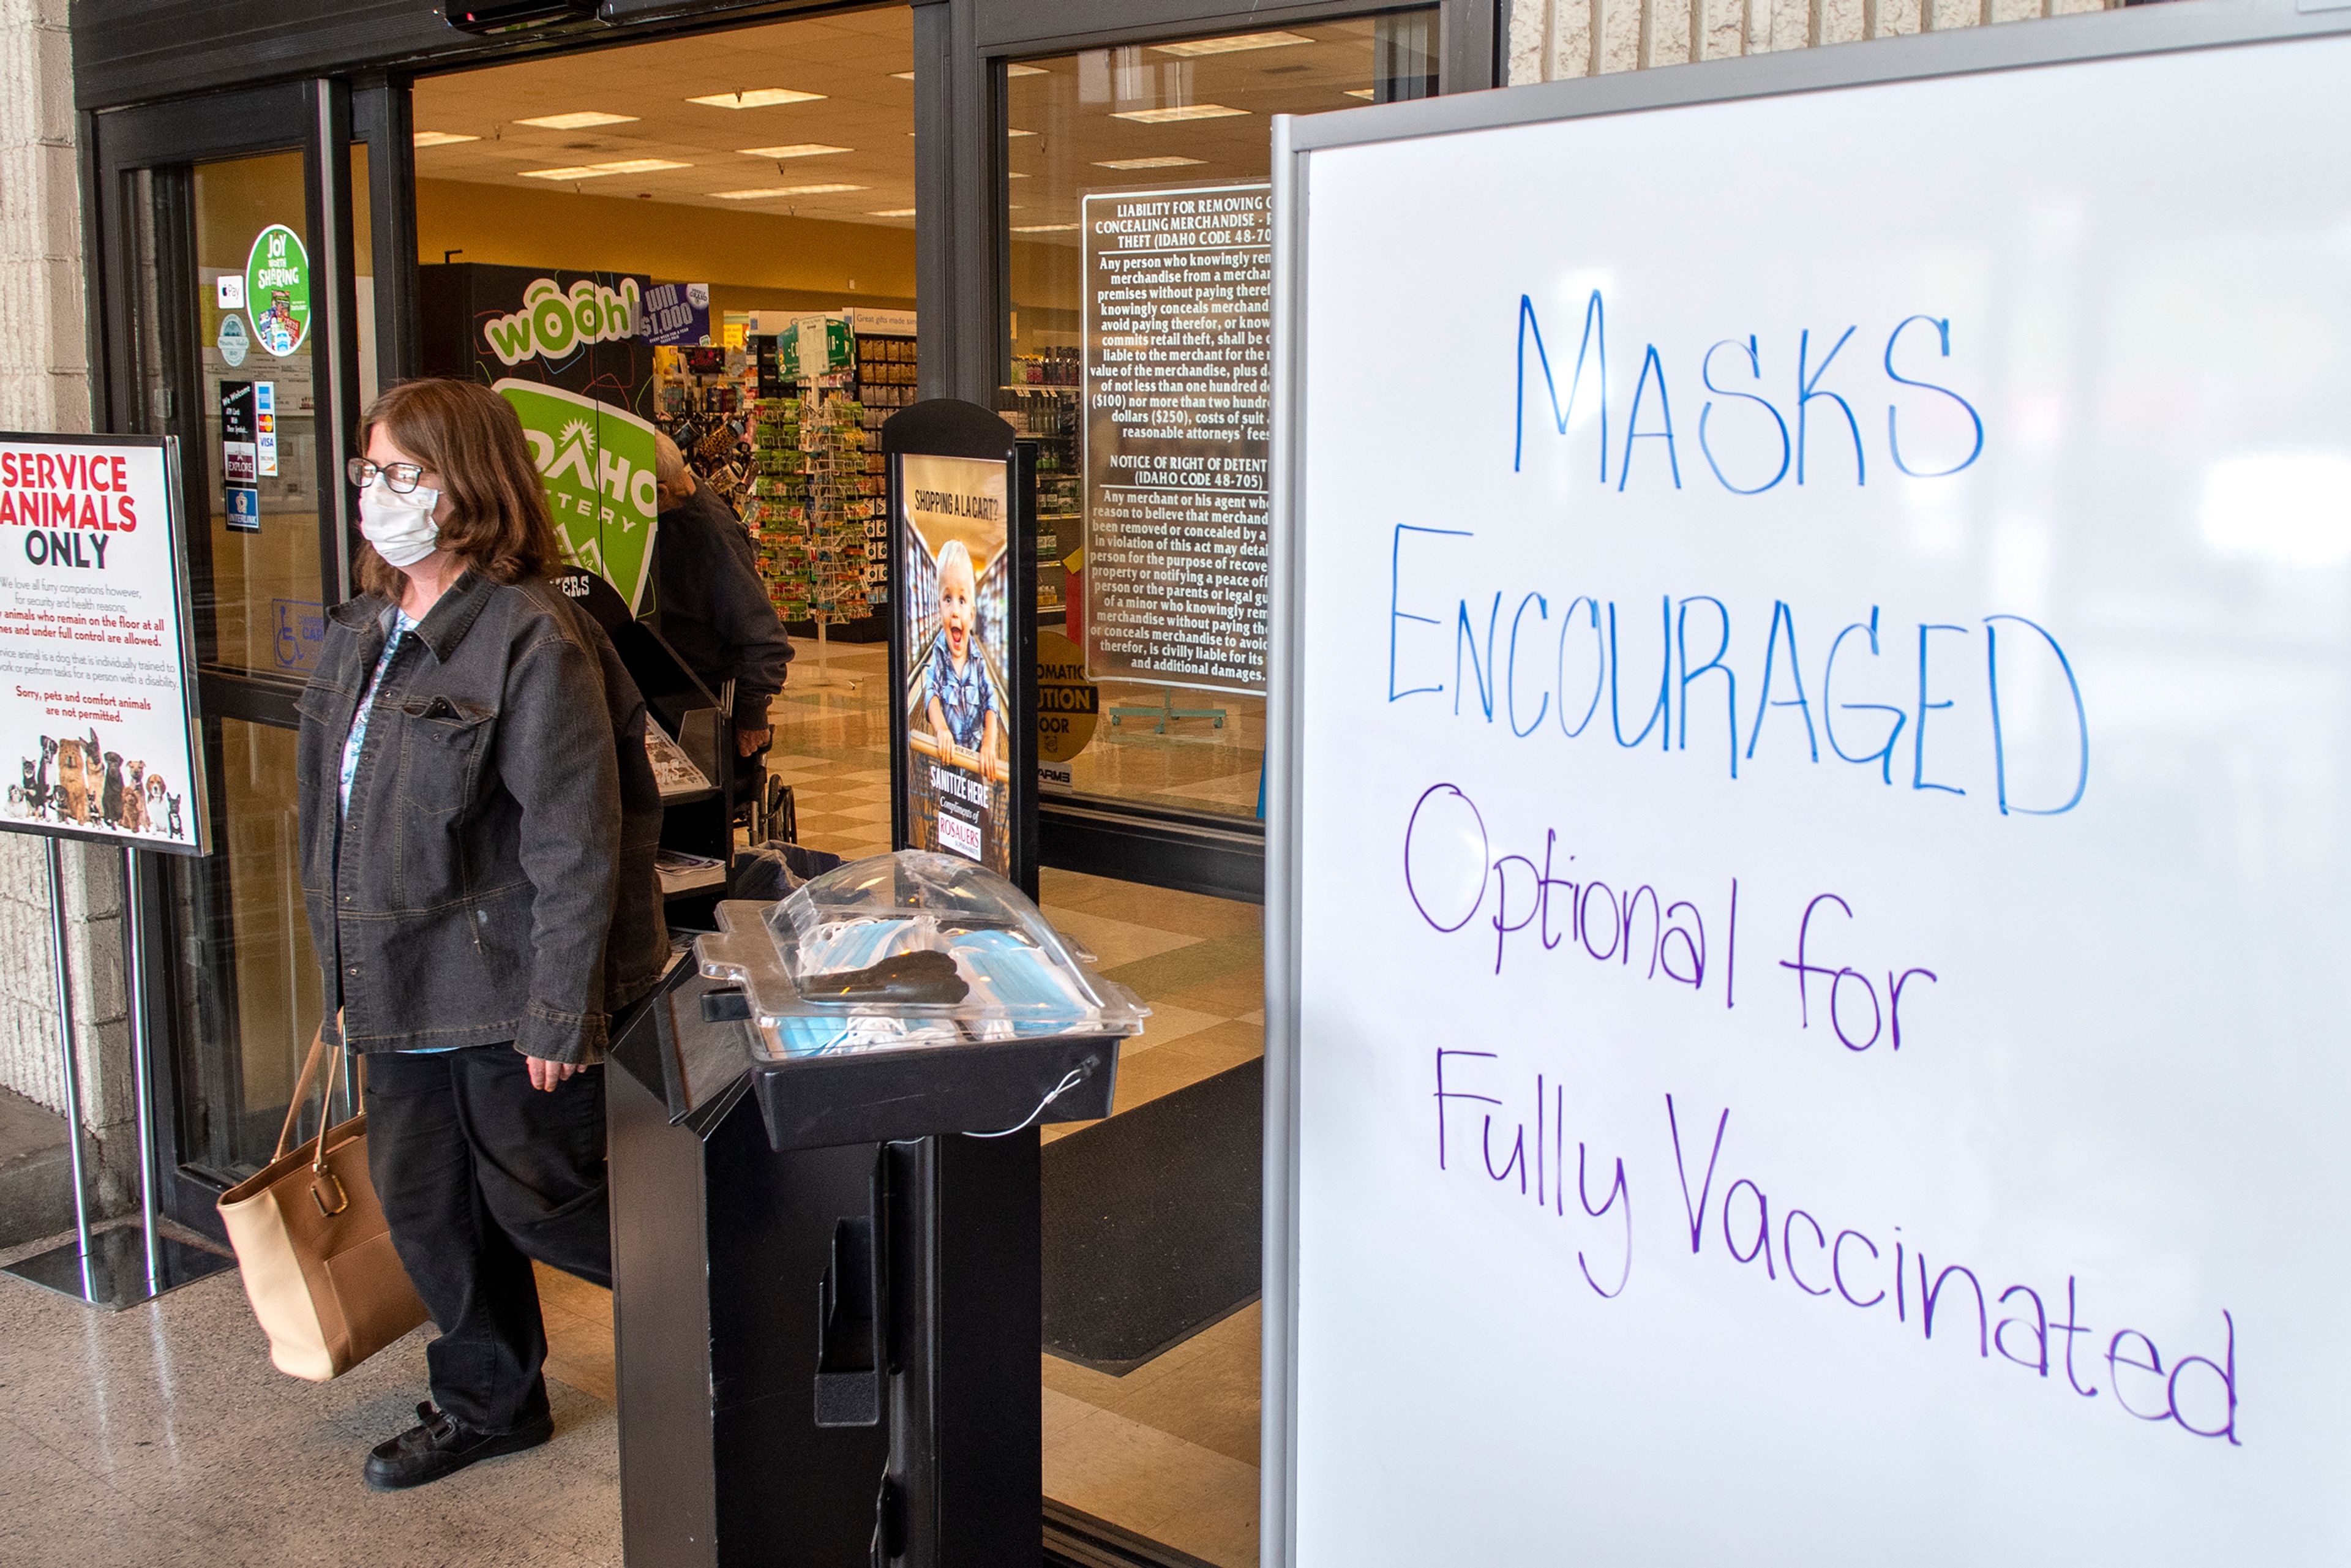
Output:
top-left (346, 457), bottom-right (428, 493)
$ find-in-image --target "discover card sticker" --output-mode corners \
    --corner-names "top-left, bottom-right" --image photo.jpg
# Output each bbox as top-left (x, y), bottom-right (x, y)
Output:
top-left (0, 435), bottom-right (205, 852)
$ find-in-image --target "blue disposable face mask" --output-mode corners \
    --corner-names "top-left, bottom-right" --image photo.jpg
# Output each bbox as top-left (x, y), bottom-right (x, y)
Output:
top-left (359, 477), bottom-right (442, 568)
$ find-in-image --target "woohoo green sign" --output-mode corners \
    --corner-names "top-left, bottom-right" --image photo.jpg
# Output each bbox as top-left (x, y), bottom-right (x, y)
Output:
top-left (245, 223), bottom-right (311, 358)
top-left (482, 276), bottom-right (642, 367)
top-left (494, 380), bottom-right (660, 613)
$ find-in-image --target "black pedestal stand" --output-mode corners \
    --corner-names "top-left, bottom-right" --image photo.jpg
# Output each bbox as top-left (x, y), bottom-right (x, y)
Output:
top-left (609, 961), bottom-right (1116, 1568)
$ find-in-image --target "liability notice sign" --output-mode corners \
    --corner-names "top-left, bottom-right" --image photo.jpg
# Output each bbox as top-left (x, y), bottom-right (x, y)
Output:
top-left (1081, 182), bottom-right (1272, 695)
top-left (0, 433), bottom-right (208, 853)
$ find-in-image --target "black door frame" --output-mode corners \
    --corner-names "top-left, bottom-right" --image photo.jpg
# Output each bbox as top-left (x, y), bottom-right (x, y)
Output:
top-left (85, 77), bottom-right (396, 1236)
top-left (74, 0), bottom-right (1503, 1227)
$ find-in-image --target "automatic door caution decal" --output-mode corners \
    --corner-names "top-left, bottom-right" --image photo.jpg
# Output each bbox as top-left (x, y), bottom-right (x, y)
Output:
top-left (1036, 629), bottom-right (1098, 779)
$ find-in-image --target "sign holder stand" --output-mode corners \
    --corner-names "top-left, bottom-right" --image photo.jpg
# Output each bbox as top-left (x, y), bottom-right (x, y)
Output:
top-left (882, 398), bottom-right (1037, 896)
top-left (1, 844), bottom-right (231, 1310)
top-left (0, 430), bottom-right (228, 1310)
top-left (802, 618), bottom-right (858, 692)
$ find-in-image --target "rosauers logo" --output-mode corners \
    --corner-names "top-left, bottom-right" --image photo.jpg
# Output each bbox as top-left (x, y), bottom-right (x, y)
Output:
top-left (482, 277), bottom-right (642, 366)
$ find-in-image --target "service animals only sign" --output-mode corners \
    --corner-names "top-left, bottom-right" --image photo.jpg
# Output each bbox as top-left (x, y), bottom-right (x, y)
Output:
top-left (494, 381), bottom-right (660, 613)
top-left (0, 433), bottom-right (206, 853)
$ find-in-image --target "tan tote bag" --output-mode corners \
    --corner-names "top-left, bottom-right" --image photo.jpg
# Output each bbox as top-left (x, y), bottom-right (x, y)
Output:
top-left (218, 1026), bottom-right (428, 1381)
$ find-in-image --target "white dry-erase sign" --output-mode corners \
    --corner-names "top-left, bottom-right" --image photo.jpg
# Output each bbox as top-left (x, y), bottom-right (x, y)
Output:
top-left (0, 434), bottom-right (207, 854)
top-left (1264, 4), bottom-right (2351, 1563)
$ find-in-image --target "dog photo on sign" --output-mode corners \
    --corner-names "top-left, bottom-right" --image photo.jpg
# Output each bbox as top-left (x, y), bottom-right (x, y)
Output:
top-left (15, 730), bottom-right (186, 838)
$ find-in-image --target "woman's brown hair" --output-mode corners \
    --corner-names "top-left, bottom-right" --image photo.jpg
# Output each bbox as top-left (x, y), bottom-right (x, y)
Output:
top-left (354, 378), bottom-right (561, 599)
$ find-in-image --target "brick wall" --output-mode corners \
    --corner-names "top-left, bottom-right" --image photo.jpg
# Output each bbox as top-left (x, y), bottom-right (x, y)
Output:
top-left (1505, 0), bottom-right (2112, 83)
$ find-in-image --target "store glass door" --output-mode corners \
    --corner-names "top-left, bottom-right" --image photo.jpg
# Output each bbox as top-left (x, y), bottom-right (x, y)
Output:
top-left (91, 80), bottom-right (388, 1233)
top-left (968, 10), bottom-right (1477, 1564)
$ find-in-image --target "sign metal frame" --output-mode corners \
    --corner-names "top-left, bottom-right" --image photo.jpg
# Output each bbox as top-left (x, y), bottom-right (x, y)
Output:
top-left (1262, 0), bottom-right (2351, 1559)
top-left (883, 399), bottom-right (1040, 898)
top-left (0, 431), bottom-right (211, 858)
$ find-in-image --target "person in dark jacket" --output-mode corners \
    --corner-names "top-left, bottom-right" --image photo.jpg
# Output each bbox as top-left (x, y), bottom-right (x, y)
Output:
top-left (650, 431), bottom-right (793, 785)
top-left (296, 377), bottom-right (668, 1492)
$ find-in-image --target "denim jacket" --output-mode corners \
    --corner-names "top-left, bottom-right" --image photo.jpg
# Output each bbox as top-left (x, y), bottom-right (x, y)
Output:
top-left (296, 571), bottom-right (669, 1063)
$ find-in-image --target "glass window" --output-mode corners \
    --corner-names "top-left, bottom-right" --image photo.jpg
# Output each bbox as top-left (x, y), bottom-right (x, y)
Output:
top-left (167, 716), bottom-right (321, 1181)
top-left (1008, 16), bottom-right (1438, 825)
top-left (192, 150), bottom-right (327, 678)
top-left (353, 143), bottom-right (378, 410)
top-left (1008, 23), bottom-right (1435, 1566)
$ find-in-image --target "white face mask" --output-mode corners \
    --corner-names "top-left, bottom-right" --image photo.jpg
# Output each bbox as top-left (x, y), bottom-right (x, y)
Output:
top-left (359, 478), bottom-right (443, 569)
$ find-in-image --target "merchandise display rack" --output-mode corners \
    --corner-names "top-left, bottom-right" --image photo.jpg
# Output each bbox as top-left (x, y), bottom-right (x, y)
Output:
top-left (850, 326), bottom-right (915, 621)
top-left (1003, 356), bottom-right (1078, 625)
top-left (746, 381), bottom-right (871, 690)
top-left (653, 340), bottom-right (757, 506)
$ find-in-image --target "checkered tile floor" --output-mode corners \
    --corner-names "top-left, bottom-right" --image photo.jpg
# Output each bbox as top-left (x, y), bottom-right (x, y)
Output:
top-left (757, 637), bottom-right (894, 863)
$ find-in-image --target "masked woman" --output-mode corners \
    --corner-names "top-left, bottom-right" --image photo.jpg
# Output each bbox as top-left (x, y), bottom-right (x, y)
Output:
top-left (296, 378), bottom-right (667, 1491)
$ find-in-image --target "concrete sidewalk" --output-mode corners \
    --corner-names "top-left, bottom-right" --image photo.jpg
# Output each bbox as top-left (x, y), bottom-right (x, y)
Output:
top-left (0, 1087), bottom-right (78, 1248)
top-left (0, 1226), bottom-right (621, 1568)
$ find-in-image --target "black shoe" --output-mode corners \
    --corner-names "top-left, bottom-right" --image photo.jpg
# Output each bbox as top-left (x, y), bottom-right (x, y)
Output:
top-left (362, 1401), bottom-right (554, 1491)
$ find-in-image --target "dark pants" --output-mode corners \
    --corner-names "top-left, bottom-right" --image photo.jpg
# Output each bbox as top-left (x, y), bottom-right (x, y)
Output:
top-left (364, 1046), bottom-right (612, 1434)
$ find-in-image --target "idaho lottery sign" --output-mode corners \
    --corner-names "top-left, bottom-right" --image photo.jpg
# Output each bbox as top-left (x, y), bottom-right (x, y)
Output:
top-left (0, 434), bottom-right (207, 853)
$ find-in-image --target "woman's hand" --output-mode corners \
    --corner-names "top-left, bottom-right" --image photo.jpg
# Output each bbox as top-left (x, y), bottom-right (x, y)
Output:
top-left (527, 1056), bottom-right (583, 1092)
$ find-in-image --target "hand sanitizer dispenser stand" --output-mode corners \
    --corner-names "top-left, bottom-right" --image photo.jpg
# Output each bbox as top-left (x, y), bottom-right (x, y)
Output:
top-left (609, 854), bottom-right (1142, 1568)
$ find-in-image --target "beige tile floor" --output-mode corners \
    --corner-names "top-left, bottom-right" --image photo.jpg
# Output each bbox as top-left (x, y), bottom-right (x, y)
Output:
top-left (1067, 679), bottom-right (1267, 816)
top-left (768, 635), bottom-right (1270, 826)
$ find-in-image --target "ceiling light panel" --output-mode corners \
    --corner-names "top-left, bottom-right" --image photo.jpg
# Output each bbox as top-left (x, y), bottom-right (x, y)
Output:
top-left (412, 131), bottom-right (480, 148)
top-left (713, 184), bottom-right (867, 198)
top-left (893, 64), bottom-right (1041, 80)
top-left (737, 143), bottom-right (853, 159)
top-left (1093, 156), bottom-right (1206, 170)
top-left (1109, 103), bottom-right (1250, 123)
top-left (687, 88), bottom-right (825, 108)
top-left (869, 208), bottom-right (917, 217)
top-left (520, 159), bottom-right (691, 179)
top-left (1013, 223), bottom-right (1078, 233)
top-left (513, 111), bottom-right (639, 130)
top-left (1151, 31), bottom-right (1314, 57)
top-left (407, 7), bottom-right (924, 228)
top-left (1344, 88), bottom-right (1376, 99)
